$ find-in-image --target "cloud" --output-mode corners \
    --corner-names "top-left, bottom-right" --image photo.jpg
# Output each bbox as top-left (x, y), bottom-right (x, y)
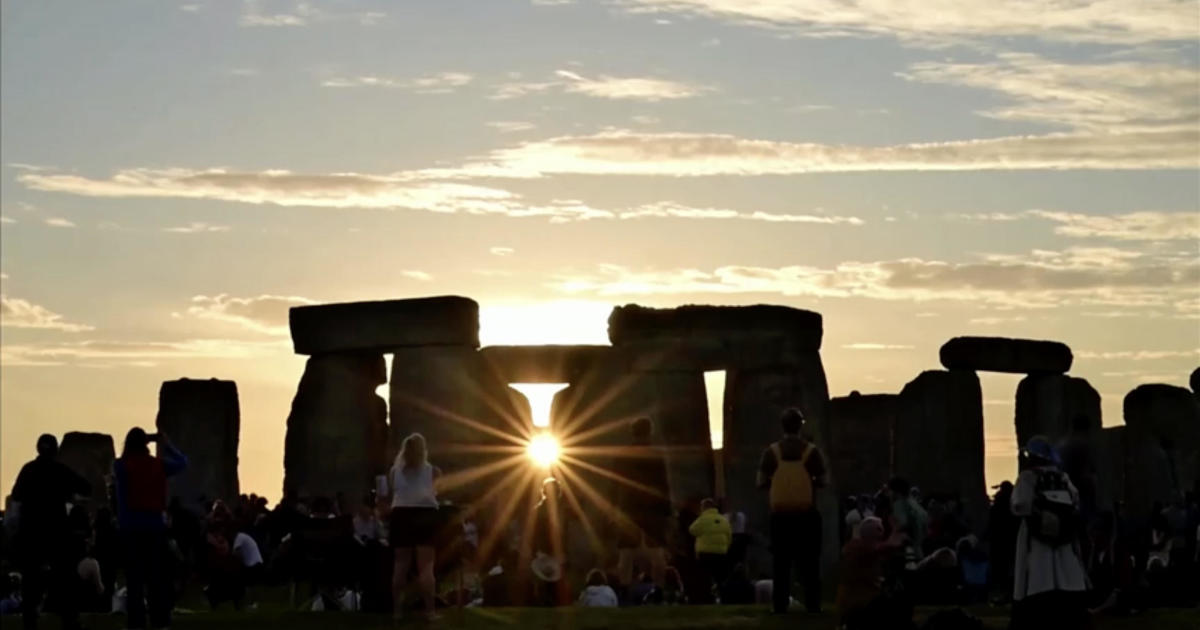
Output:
top-left (486, 121), bottom-right (537, 133)
top-left (554, 70), bottom-right (705, 101)
top-left (228, 68), bottom-right (259, 77)
top-left (490, 247), bottom-right (515, 256)
top-left (954, 209), bottom-right (1199, 241)
top-left (239, 1), bottom-right (383, 27)
top-left (551, 247), bottom-right (1199, 309)
top-left (842, 343), bottom-right (914, 350)
top-left (187, 294), bottom-right (314, 335)
top-left (0, 295), bottom-right (94, 332)
top-left (1076, 349), bottom-right (1200, 360)
top-left (322, 72), bottom-right (473, 94)
top-left (1029, 210), bottom-right (1199, 241)
top-left (44, 217), bottom-right (76, 228)
top-left (179, 3), bottom-right (202, 12)
top-left (15, 168), bottom-right (866, 225)
top-left (0, 338), bottom-right (291, 367)
top-left (0, 216), bottom-right (15, 224)
top-left (163, 222), bottom-right (230, 234)
top-left (492, 71), bottom-right (705, 102)
top-left (618, 0), bottom-right (1196, 45)
top-left (900, 54), bottom-right (1199, 133)
top-left (400, 270), bottom-right (434, 282)
top-left (968, 316), bottom-right (1029, 325)
top-left (473, 128), bottom-right (1198, 176)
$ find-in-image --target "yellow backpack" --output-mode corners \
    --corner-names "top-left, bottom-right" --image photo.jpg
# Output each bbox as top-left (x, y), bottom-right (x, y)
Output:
top-left (768, 441), bottom-right (815, 512)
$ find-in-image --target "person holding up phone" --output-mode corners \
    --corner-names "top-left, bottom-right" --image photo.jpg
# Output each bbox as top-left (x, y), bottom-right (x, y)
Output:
top-left (113, 428), bottom-right (187, 630)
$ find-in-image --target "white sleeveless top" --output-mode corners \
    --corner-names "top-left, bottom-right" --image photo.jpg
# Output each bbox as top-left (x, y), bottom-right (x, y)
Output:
top-left (389, 462), bottom-right (437, 508)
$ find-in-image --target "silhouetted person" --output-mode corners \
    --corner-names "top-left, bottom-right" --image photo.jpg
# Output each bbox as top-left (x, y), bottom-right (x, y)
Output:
top-left (614, 417), bottom-right (671, 590)
top-left (10, 434), bottom-right (90, 630)
top-left (1009, 436), bottom-right (1088, 630)
top-left (386, 432), bottom-right (441, 621)
top-left (531, 478), bottom-right (570, 606)
top-left (987, 481), bottom-right (1018, 601)
top-left (888, 477), bottom-right (927, 565)
top-left (758, 408), bottom-right (826, 614)
top-left (836, 516), bottom-right (912, 630)
top-left (114, 428), bottom-right (187, 630)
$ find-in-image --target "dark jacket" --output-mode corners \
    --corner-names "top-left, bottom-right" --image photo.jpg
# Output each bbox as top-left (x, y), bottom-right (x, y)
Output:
top-left (11, 455), bottom-right (91, 540)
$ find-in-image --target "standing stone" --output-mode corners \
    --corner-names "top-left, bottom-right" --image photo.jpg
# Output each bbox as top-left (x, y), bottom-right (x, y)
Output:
top-left (895, 370), bottom-right (987, 532)
top-left (939, 337), bottom-right (1073, 374)
top-left (157, 378), bottom-right (240, 510)
top-left (283, 355), bottom-right (386, 509)
top-left (643, 371), bottom-right (714, 507)
top-left (829, 392), bottom-right (897, 497)
top-left (1122, 384), bottom-right (1200, 516)
top-left (58, 432), bottom-right (115, 511)
top-left (1014, 374), bottom-right (1101, 447)
top-left (289, 296), bottom-right (479, 355)
top-left (1191, 367), bottom-right (1200, 398)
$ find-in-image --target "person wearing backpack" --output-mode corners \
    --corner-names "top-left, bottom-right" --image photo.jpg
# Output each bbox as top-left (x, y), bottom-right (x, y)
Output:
top-left (1009, 436), bottom-right (1090, 630)
top-left (757, 408), bottom-right (826, 614)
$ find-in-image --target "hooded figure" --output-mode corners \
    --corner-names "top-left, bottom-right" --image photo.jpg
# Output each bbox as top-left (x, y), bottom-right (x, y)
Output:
top-left (1009, 436), bottom-right (1089, 630)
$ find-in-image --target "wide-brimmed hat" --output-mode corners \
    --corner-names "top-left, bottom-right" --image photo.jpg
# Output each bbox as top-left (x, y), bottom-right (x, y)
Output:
top-left (1022, 436), bottom-right (1060, 466)
top-left (530, 552), bottom-right (562, 582)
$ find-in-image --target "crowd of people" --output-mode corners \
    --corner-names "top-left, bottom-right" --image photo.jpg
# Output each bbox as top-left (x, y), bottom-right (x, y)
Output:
top-left (2, 409), bottom-right (1198, 629)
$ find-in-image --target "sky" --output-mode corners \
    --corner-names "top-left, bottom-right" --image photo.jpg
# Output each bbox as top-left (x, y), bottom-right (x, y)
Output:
top-left (1, 0), bottom-right (1197, 501)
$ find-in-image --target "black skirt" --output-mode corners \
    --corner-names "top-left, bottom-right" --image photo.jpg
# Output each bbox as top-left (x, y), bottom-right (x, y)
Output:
top-left (389, 506), bottom-right (440, 548)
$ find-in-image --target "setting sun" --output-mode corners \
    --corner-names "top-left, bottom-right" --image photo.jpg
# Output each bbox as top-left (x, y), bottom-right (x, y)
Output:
top-left (526, 433), bottom-right (561, 469)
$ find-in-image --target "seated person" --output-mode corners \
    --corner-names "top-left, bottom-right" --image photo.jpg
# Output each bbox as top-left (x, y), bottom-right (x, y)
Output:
top-left (577, 569), bottom-right (618, 607)
top-left (837, 517), bottom-right (912, 630)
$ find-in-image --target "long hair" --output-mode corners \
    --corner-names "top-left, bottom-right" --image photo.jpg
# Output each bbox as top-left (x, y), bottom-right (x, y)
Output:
top-left (122, 427), bottom-right (150, 459)
top-left (394, 433), bottom-right (428, 471)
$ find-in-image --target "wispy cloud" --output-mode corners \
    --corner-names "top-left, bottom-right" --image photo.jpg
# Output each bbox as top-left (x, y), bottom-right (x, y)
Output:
top-left (1, 295), bottom-right (94, 332)
top-left (1077, 349), bottom-right (1200, 361)
top-left (400, 270), bottom-right (433, 282)
top-left (490, 247), bottom-right (515, 256)
top-left (551, 247), bottom-right (1199, 309)
top-left (0, 216), bottom-right (15, 224)
top-left (471, 128), bottom-right (1197, 176)
top-left (492, 70), bottom-right (705, 102)
top-left (322, 71), bottom-right (473, 93)
top-left (163, 222), bottom-right (230, 234)
top-left (900, 54), bottom-right (1198, 133)
top-left (618, 0), bottom-right (1196, 45)
top-left (486, 121), bottom-right (537, 133)
top-left (954, 210), bottom-right (1199, 241)
top-left (44, 217), bottom-right (76, 228)
top-left (1, 338), bottom-right (290, 367)
top-left (842, 343), bottom-right (914, 350)
top-left (238, 0), bottom-right (384, 28)
top-left (187, 294), bottom-right (314, 335)
top-left (16, 168), bottom-right (865, 225)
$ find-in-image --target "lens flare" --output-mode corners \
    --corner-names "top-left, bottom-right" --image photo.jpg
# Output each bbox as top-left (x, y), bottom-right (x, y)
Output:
top-left (527, 433), bottom-right (561, 468)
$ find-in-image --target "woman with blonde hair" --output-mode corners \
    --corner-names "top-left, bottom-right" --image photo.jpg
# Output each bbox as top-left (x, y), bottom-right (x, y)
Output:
top-left (387, 433), bottom-right (441, 619)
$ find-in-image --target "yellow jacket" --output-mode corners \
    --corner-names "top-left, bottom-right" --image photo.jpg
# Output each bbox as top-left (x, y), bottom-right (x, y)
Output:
top-left (688, 508), bottom-right (732, 555)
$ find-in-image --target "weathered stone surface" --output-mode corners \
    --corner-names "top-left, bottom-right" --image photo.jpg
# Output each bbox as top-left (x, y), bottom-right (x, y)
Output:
top-left (157, 378), bottom-right (240, 509)
top-left (894, 370), bottom-right (987, 532)
top-left (617, 335), bottom-right (810, 372)
top-left (283, 355), bottom-right (386, 508)
top-left (1190, 366), bottom-right (1200, 397)
top-left (829, 392), bottom-right (897, 497)
top-left (1122, 384), bottom-right (1200, 515)
top-left (58, 432), bottom-right (115, 511)
top-left (1015, 374), bottom-right (1101, 447)
top-left (723, 352), bottom-right (838, 574)
top-left (290, 296), bottom-right (479, 355)
top-left (479, 345), bottom-right (612, 383)
top-left (609, 304), bottom-right (823, 352)
top-left (389, 346), bottom-right (527, 510)
top-left (939, 337), bottom-right (1072, 374)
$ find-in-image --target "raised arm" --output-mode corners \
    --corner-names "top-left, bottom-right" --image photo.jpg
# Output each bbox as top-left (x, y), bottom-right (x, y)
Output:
top-left (157, 434), bottom-right (188, 477)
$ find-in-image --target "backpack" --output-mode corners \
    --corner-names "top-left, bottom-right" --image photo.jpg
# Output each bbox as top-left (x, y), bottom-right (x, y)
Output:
top-left (1027, 469), bottom-right (1080, 547)
top-left (768, 442), bottom-right (815, 512)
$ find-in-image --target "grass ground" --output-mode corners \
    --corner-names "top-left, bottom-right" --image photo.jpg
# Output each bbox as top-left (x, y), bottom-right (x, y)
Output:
top-left (2, 605), bottom-right (1198, 629)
